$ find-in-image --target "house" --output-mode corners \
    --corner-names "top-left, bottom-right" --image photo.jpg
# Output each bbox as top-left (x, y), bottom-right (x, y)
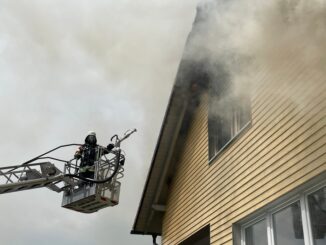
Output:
top-left (131, 1), bottom-right (326, 244)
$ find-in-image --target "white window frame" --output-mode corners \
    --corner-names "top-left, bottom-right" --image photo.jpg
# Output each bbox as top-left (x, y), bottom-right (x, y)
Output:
top-left (240, 216), bottom-right (267, 245)
top-left (239, 180), bottom-right (326, 245)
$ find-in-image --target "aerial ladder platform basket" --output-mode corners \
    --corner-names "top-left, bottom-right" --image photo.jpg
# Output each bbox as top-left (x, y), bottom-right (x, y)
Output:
top-left (62, 147), bottom-right (124, 213)
top-left (0, 129), bottom-right (136, 213)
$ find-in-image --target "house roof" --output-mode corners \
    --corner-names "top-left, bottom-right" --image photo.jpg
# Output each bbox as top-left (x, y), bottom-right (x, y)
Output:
top-left (131, 4), bottom-right (212, 236)
top-left (130, 59), bottom-right (193, 236)
top-left (130, 50), bottom-right (210, 238)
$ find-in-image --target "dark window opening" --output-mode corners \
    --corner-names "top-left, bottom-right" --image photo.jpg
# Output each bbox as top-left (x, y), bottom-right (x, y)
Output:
top-left (208, 68), bottom-right (251, 160)
top-left (179, 225), bottom-right (210, 245)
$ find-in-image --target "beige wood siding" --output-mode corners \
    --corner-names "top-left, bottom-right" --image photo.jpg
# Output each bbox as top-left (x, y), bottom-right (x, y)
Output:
top-left (162, 60), bottom-right (326, 244)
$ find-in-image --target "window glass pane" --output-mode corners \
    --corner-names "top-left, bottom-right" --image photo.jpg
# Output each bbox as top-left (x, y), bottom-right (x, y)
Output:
top-left (308, 186), bottom-right (326, 245)
top-left (208, 115), bottom-right (218, 159)
top-left (208, 78), bottom-right (251, 160)
top-left (245, 219), bottom-right (268, 245)
top-left (272, 201), bottom-right (304, 245)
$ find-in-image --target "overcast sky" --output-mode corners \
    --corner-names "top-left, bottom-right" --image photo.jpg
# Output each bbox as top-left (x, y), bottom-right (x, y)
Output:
top-left (0, 1), bottom-right (199, 244)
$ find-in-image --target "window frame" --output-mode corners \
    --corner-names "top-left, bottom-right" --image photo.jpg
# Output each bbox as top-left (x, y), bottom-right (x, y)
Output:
top-left (208, 89), bottom-right (252, 163)
top-left (209, 120), bottom-right (251, 164)
top-left (241, 216), bottom-right (268, 245)
top-left (237, 178), bottom-right (326, 245)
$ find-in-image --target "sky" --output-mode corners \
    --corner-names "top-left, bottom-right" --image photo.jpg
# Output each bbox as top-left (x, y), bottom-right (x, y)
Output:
top-left (0, 1), bottom-right (200, 244)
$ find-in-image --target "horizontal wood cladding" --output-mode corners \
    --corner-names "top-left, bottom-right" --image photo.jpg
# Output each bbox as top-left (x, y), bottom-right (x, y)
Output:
top-left (167, 90), bottom-right (323, 224)
top-left (161, 63), bottom-right (326, 244)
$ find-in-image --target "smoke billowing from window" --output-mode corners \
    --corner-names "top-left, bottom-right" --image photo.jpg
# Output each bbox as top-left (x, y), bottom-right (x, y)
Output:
top-left (185, 0), bottom-right (326, 107)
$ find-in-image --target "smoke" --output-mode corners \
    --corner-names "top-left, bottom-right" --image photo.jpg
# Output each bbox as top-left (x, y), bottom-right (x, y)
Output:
top-left (184, 0), bottom-right (326, 106)
top-left (1, 0), bottom-right (325, 244)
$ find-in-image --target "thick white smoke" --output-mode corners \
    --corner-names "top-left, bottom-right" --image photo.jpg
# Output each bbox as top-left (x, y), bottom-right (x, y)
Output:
top-left (185, 0), bottom-right (326, 104)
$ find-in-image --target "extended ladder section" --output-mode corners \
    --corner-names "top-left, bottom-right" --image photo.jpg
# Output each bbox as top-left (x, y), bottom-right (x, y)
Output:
top-left (0, 162), bottom-right (64, 194)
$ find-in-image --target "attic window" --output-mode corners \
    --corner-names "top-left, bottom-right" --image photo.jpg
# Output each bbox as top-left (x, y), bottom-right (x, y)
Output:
top-left (208, 76), bottom-right (251, 161)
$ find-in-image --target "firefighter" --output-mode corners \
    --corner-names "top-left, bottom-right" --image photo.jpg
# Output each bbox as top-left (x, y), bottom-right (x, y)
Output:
top-left (74, 131), bottom-right (101, 180)
top-left (75, 131), bottom-right (115, 181)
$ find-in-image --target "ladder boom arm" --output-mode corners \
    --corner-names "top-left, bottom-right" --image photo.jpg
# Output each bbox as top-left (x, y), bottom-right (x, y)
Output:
top-left (0, 162), bottom-right (64, 194)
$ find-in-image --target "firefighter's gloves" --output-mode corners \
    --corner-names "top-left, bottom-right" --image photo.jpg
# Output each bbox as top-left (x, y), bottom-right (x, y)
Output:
top-left (107, 143), bottom-right (114, 151)
top-left (74, 153), bottom-right (81, 160)
top-left (74, 148), bottom-right (82, 159)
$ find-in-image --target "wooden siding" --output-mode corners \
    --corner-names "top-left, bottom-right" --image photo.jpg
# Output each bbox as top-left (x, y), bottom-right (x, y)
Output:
top-left (161, 59), bottom-right (326, 244)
